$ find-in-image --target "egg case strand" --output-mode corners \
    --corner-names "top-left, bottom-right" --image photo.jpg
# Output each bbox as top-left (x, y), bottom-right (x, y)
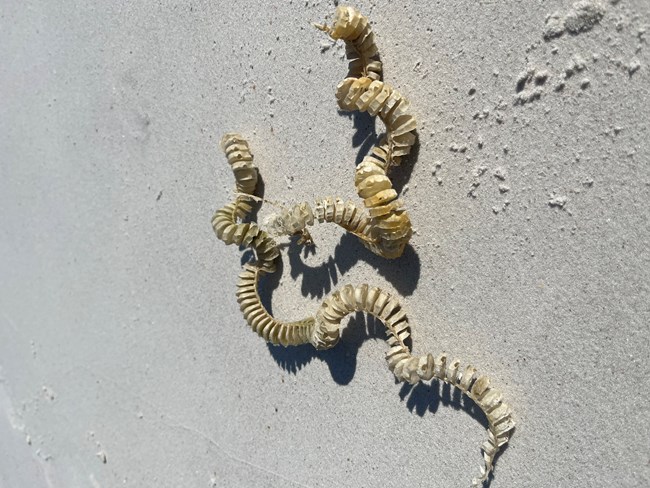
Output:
top-left (212, 132), bottom-right (514, 486)
top-left (315, 4), bottom-right (382, 80)
top-left (269, 6), bottom-right (415, 259)
top-left (212, 134), bottom-right (316, 345)
top-left (315, 283), bottom-right (515, 486)
top-left (212, 5), bottom-right (514, 486)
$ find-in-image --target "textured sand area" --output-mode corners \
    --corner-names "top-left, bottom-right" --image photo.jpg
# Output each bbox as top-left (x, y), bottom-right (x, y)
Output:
top-left (1, 1), bottom-right (649, 487)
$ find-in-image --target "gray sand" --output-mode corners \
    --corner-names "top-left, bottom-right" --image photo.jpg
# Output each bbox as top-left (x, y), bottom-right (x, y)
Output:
top-left (1, 1), bottom-right (649, 487)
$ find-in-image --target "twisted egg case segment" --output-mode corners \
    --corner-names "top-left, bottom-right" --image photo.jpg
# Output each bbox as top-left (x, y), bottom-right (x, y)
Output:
top-left (267, 5), bottom-right (415, 259)
top-left (211, 6), bottom-right (514, 486)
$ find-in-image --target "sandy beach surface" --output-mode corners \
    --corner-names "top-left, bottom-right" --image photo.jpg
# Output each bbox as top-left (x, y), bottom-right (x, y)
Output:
top-left (1, 1), bottom-right (649, 486)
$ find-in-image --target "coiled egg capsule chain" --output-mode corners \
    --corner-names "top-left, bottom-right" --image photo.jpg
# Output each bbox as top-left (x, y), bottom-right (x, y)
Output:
top-left (266, 6), bottom-right (415, 259)
top-left (212, 134), bottom-right (316, 345)
top-left (318, 5), bottom-right (418, 165)
top-left (315, 5), bottom-right (382, 80)
top-left (212, 135), bottom-right (514, 485)
top-left (312, 283), bottom-right (515, 487)
top-left (213, 6), bottom-right (514, 484)
top-left (264, 197), bottom-right (374, 246)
